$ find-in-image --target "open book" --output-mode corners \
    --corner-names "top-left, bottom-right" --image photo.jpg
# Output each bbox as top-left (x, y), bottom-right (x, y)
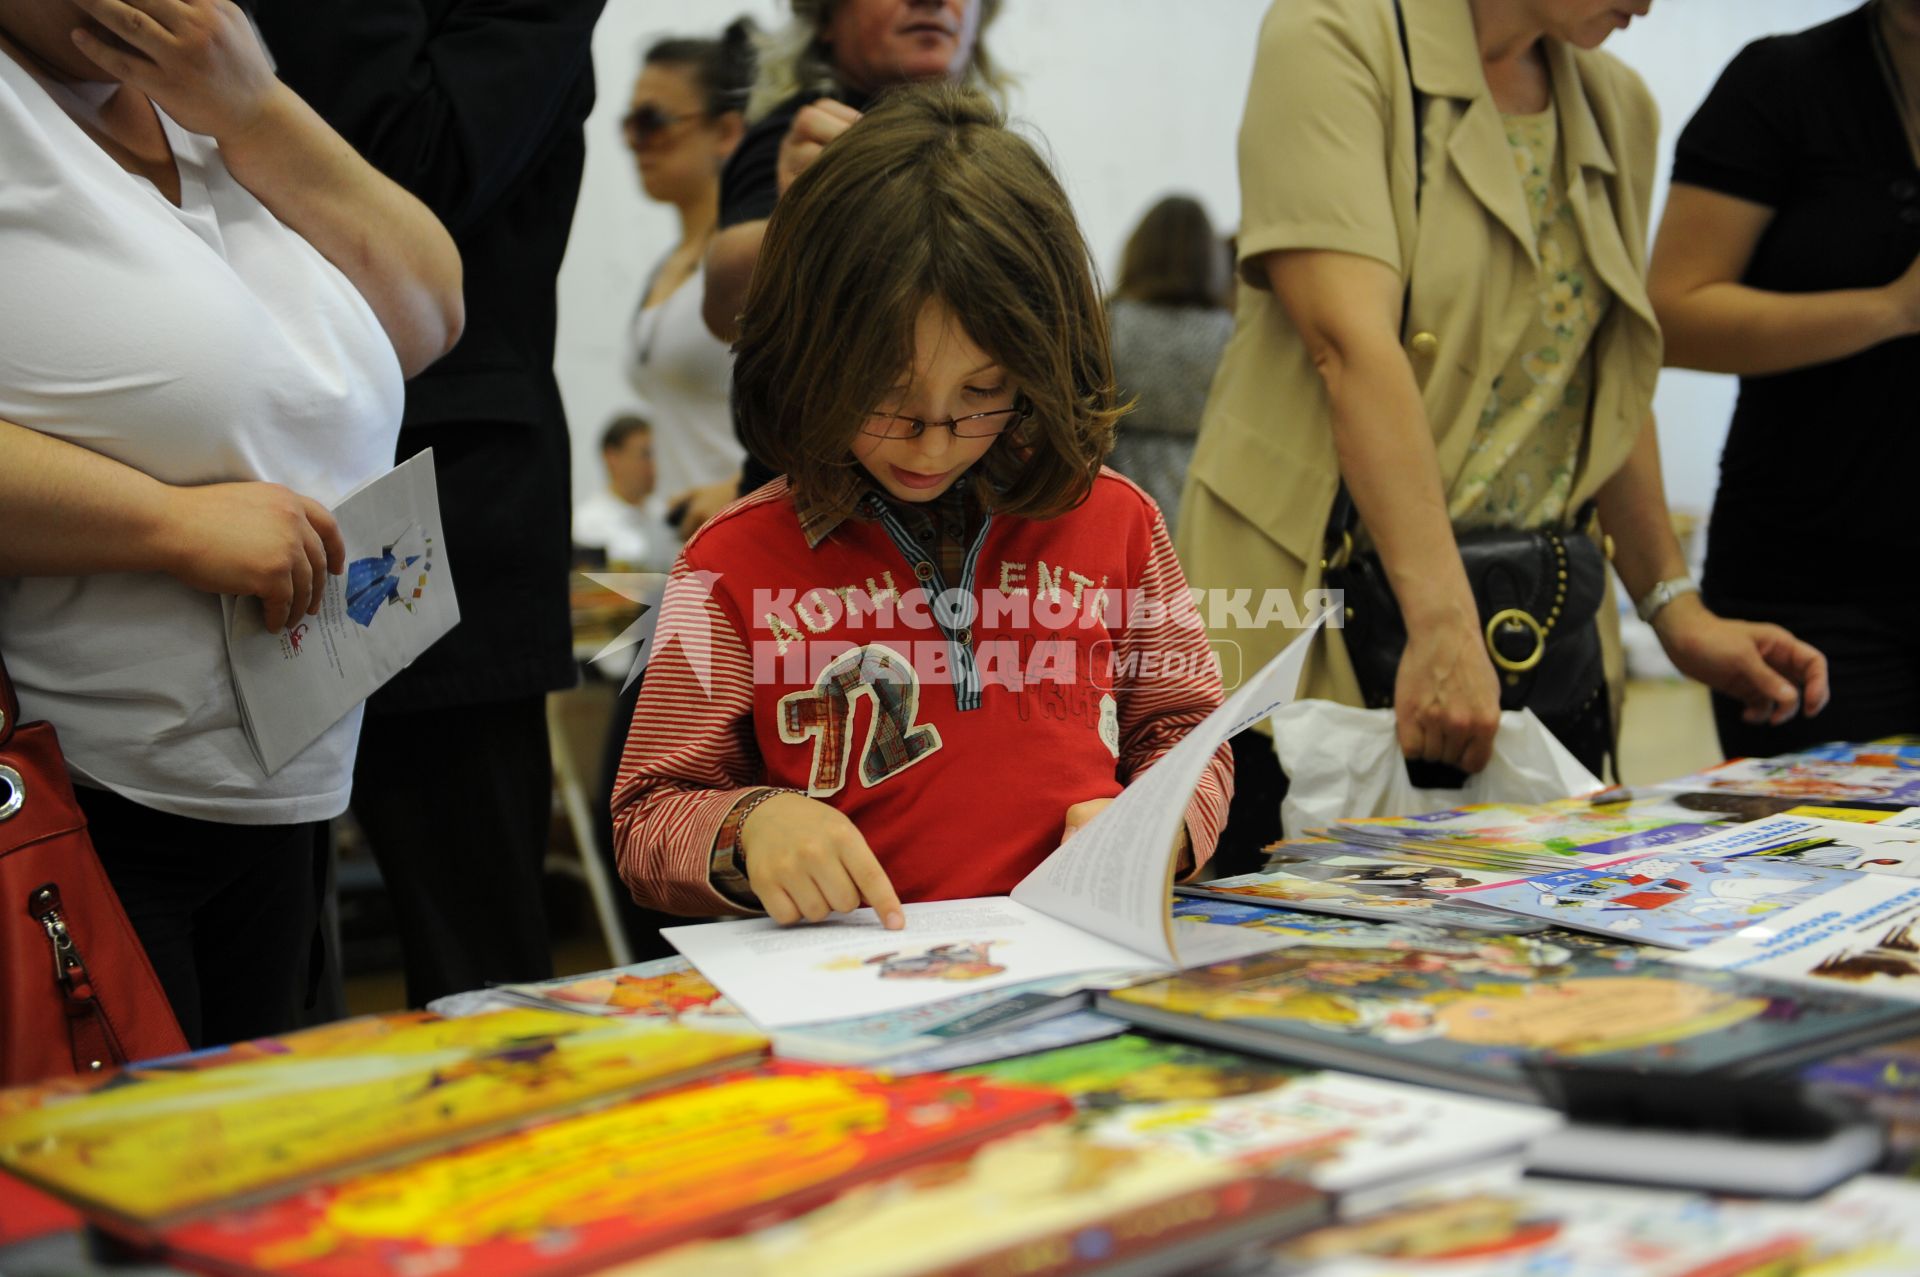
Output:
top-left (661, 624), bottom-right (1321, 1030)
top-left (224, 450), bottom-right (460, 774)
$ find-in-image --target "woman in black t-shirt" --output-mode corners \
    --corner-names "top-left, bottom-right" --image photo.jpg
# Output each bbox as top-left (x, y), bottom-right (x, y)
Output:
top-left (1649, 0), bottom-right (1920, 758)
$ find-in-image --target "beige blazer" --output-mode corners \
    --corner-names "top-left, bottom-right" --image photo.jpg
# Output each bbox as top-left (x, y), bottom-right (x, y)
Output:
top-left (1177, 0), bottom-right (1662, 717)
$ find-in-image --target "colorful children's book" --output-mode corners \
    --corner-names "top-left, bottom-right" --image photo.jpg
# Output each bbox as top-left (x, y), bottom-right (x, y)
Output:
top-left (1426, 841), bottom-right (1880, 950)
top-left (963, 1035), bottom-right (1559, 1208)
top-left (473, 956), bottom-right (1115, 1068)
top-left (1790, 737), bottom-right (1920, 769)
top-left (0, 1010), bottom-right (765, 1232)
top-left (1747, 814), bottom-right (1920, 876)
top-left (1094, 933), bottom-right (1920, 1104)
top-left (1176, 846), bottom-right (1545, 934)
top-left (1277, 1176), bottom-right (1920, 1276)
top-left (1319, 800), bottom-right (1724, 874)
top-left (1803, 1035), bottom-right (1920, 1173)
top-left (1657, 756), bottom-right (1920, 806)
top-left (160, 1064), bottom-right (1070, 1277)
top-left (1669, 875), bottom-right (1920, 1003)
top-left (589, 1125), bottom-right (1327, 1277)
top-left (0, 1169), bottom-right (80, 1246)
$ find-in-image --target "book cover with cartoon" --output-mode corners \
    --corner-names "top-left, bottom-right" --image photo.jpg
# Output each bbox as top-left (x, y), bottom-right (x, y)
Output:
top-left (1442, 853), bottom-right (1866, 949)
top-left (1097, 937), bottom-right (1920, 1103)
top-left (1659, 757), bottom-right (1920, 807)
top-left (160, 1064), bottom-right (1070, 1277)
top-left (1176, 849), bottom-right (1547, 934)
top-left (1324, 800), bottom-right (1723, 872)
top-left (0, 1010), bottom-right (764, 1230)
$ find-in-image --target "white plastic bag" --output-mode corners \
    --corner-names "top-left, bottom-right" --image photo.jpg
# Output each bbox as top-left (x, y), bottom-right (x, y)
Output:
top-left (1270, 700), bottom-right (1602, 832)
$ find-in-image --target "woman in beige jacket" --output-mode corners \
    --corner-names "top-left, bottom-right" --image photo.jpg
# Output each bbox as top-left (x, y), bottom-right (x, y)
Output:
top-left (1179, 0), bottom-right (1828, 846)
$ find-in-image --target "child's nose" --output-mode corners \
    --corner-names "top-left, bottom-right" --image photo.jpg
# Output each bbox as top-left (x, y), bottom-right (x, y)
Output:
top-left (916, 423), bottom-right (956, 460)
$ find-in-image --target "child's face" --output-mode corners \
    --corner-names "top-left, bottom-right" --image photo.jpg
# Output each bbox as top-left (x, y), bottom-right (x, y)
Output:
top-left (851, 299), bottom-right (1013, 504)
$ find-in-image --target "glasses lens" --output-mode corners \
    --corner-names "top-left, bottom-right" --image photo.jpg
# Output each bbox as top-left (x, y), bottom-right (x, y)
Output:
top-left (953, 408), bottom-right (1021, 438)
top-left (863, 414), bottom-right (920, 439)
top-left (625, 105), bottom-right (671, 144)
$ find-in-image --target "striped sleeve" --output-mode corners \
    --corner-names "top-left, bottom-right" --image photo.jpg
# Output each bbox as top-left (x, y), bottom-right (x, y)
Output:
top-left (610, 555), bottom-right (765, 917)
top-left (1114, 501), bottom-right (1234, 875)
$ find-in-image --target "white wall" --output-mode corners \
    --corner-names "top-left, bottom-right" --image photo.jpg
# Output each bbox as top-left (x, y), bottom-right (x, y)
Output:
top-left (556, 1), bottom-right (1856, 517)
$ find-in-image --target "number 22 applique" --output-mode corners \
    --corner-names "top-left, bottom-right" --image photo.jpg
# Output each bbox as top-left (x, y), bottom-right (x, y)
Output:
top-left (776, 644), bottom-right (944, 796)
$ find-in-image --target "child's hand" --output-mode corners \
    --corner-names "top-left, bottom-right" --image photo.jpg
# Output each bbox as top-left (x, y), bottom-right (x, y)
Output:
top-left (1061, 799), bottom-right (1114, 841)
top-left (742, 794), bottom-right (905, 930)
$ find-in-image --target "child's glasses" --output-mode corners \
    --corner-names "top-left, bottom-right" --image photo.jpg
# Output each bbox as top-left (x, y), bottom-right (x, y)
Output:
top-left (860, 405), bottom-right (1026, 441)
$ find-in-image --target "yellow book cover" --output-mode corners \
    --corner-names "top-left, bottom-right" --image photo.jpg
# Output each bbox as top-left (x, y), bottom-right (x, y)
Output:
top-left (0, 1008), bottom-right (764, 1230)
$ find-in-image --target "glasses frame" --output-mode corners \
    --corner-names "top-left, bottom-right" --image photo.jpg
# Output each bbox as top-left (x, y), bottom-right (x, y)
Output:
top-left (623, 104), bottom-right (703, 148)
top-left (859, 402), bottom-right (1029, 441)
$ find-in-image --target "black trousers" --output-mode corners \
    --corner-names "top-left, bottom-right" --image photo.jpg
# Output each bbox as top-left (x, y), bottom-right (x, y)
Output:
top-left (77, 786), bottom-right (321, 1050)
top-left (351, 695), bottom-right (555, 1006)
top-left (1706, 592), bottom-right (1920, 761)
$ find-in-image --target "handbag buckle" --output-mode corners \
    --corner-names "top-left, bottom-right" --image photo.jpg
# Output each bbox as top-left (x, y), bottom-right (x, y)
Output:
top-left (1321, 529), bottom-right (1354, 573)
top-left (0, 764), bottom-right (22, 822)
top-left (1485, 608), bottom-right (1546, 674)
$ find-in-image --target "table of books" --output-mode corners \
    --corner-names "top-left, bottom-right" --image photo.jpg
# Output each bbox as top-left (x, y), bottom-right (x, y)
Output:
top-left (9, 739), bottom-right (1920, 1276)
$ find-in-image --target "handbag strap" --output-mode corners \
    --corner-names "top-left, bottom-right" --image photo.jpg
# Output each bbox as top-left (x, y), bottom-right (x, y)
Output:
top-left (1322, 0), bottom-right (1425, 559)
top-left (0, 647), bottom-right (17, 749)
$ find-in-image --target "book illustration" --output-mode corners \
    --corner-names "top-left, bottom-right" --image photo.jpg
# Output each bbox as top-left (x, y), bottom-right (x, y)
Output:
top-left (1182, 869), bottom-right (1544, 933)
top-left (1172, 896), bottom-right (1463, 950)
top-left (1792, 738), bottom-right (1920, 769)
top-left (575, 1124), bottom-right (1326, 1277)
top-left (842, 941), bottom-right (1008, 982)
top-left (1445, 854), bottom-right (1865, 949)
top-left (1325, 801), bottom-right (1723, 869)
top-left (1170, 899), bottom-right (1591, 974)
top-left (963, 1034), bottom-right (1305, 1112)
top-left (0, 1009), bottom-right (766, 1229)
top-left (1099, 939), bottom-right (1920, 1102)
top-left (343, 521), bottom-right (433, 628)
top-left (1748, 815), bottom-right (1920, 877)
top-left (224, 451), bottom-right (461, 774)
top-left (1275, 1177), bottom-right (1920, 1276)
top-left (1670, 876), bottom-right (1920, 1004)
top-left (160, 1065), bottom-right (1071, 1277)
top-left (967, 1034), bottom-right (1558, 1197)
top-left (1660, 757), bottom-right (1920, 806)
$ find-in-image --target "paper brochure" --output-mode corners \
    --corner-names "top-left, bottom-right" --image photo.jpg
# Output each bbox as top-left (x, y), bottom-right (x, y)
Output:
top-left (224, 451), bottom-right (459, 774)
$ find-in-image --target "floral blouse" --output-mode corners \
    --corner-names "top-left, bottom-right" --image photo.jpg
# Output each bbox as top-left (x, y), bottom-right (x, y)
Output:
top-left (1449, 103), bottom-right (1613, 529)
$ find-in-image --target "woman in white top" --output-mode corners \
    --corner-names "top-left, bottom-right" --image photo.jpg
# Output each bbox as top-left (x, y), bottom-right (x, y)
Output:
top-left (0, 0), bottom-right (461, 1047)
top-left (623, 19), bottom-right (754, 538)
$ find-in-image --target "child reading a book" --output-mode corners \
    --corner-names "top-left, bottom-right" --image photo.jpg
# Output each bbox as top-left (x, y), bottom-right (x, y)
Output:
top-left (611, 85), bottom-right (1232, 930)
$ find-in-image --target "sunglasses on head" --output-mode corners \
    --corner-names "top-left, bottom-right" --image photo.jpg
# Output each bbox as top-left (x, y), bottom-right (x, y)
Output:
top-left (623, 103), bottom-right (702, 146)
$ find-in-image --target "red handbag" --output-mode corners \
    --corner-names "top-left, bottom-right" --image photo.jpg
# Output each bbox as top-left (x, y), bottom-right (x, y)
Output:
top-left (0, 652), bottom-right (188, 1084)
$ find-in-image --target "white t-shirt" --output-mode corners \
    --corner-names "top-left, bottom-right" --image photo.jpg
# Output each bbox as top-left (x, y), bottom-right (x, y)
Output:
top-left (626, 260), bottom-right (742, 502)
top-left (572, 489), bottom-right (676, 571)
top-left (0, 57), bottom-right (404, 824)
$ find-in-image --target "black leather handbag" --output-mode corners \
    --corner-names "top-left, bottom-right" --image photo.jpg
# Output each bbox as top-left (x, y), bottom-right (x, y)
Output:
top-left (1322, 495), bottom-right (1611, 774)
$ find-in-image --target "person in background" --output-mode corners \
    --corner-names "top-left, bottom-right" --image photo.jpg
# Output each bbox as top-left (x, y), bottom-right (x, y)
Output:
top-left (575, 416), bottom-right (677, 570)
top-left (1178, 0), bottom-right (1829, 873)
top-left (626, 21), bottom-right (755, 543)
top-left (1647, 0), bottom-right (1920, 757)
top-left (0, 0), bottom-right (461, 1046)
top-left (1104, 195), bottom-right (1235, 531)
top-left (700, 0), bottom-right (1007, 507)
top-left (252, 0), bottom-right (606, 1007)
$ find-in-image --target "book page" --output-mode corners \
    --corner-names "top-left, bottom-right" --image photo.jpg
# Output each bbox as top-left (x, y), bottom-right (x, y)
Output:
top-left (224, 451), bottom-right (460, 774)
top-left (661, 899), bottom-right (1162, 1029)
top-left (1011, 623), bottom-right (1319, 964)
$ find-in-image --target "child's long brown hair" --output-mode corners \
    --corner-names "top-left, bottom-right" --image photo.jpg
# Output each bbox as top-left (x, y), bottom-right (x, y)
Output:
top-left (733, 83), bottom-right (1121, 522)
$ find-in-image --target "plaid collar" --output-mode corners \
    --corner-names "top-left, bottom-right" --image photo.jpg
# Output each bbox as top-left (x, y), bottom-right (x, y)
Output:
top-left (797, 481), bottom-right (976, 550)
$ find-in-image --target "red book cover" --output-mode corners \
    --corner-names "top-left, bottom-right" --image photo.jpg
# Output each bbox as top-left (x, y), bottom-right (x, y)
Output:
top-left (0, 1169), bottom-right (81, 1246)
top-left (161, 1063), bottom-right (1069, 1277)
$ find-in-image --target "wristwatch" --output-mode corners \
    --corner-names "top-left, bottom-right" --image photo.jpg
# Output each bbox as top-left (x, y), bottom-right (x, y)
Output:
top-left (1635, 575), bottom-right (1700, 624)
